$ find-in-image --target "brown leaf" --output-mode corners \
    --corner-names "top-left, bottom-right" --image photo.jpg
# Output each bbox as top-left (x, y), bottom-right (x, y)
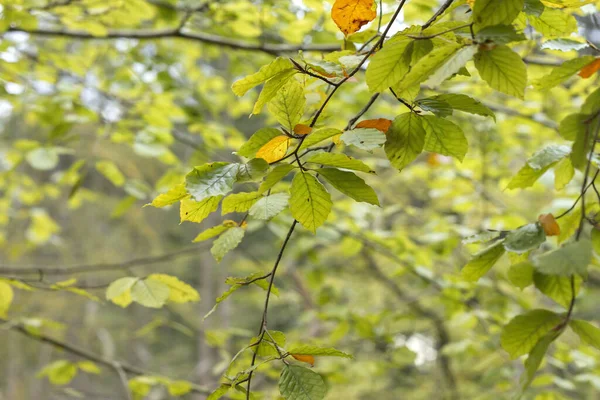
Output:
top-left (256, 135), bottom-right (290, 163)
top-left (291, 354), bottom-right (315, 366)
top-left (355, 118), bottom-right (393, 133)
top-left (538, 213), bottom-right (561, 236)
top-left (579, 58), bottom-right (600, 79)
top-left (294, 124), bottom-right (313, 136)
top-left (331, 0), bottom-right (377, 36)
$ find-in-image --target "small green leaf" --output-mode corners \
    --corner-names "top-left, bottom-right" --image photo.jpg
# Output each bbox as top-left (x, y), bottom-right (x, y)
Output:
top-left (385, 112), bottom-right (426, 170)
top-left (180, 196), bottom-right (223, 224)
top-left (286, 345), bottom-right (353, 359)
top-left (507, 261), bottom-right (535, 290)
top-left (305, 153), bottom-right (374, 173)
top-left (38, 360), bottom-right (78, 385)
top-left (503, 224), bottom-right (546, 254)
top-left (147, 274), bottom-right (200, 303)
top-left (77, 361), bottom-right (101, 374)
top-left (149, 184), bottom-right (188, 208)
top-left (207, 384), bottom-right (231, 400)
top-left (534, 273), bottom-right (582, 308)
top-left (429, 94), bottom-right (496, 120)
top-left (232, 57), bottom-right (293, 96)
top-left (415, 98), bottom-right (453, 117)
top-left (106, 277), bottom-right (139, 308)
top-left (422, 115), bottom-right (468, 161)
top-left (340, 128), bottom-right (387, 151)
top-left (222, 192), bottom-right (261, 214)
top-left (500, 309), bottom-right (562, 359)
top-left (237, 128), bottom-right (282, 158)
top-left (131, 279), bottom-right (170, 308)
top-left (299, 128), bottom-right (342, 150)
top-left (570, 320), bottom-right (600, 351)
top-left (532, 56), bottom-right (595, 90)
top-left (95, 160), bottom-right (125, 187)
top-left (317, 168), bottom-right (380, 206)
top-left (473, 0), bottom-right (524, 27)
top-left (211, 227), bottom-right (245, 262)
top-left (193, 224), bottom-right (231, 243)
top-left (249, 193), bottom-right (290, 220)
top-left (554, 157), bottom-right (574, 190)
top-left (185, 163), bottom-right (239, 202)
top-left (268, 79), bottom-right (305, 131)
top-left (534, 240), bottom-right (592, 276)
top-left (462, 242), bottom-right (506, 282)
top-left (251, 330), bottom-right (286, 357)
top-left (253, 69), bottom-right (298, 114)
top-left (289, 171), bottom-right (332, 233)
top-left (259, 164), bottom-right (295, 193)
top-left (237, 159), bottom-right (269, 183)
top-left (474, 45), bottom-right (527, 99)
top-left (279, 365), bottom-right (327, 400)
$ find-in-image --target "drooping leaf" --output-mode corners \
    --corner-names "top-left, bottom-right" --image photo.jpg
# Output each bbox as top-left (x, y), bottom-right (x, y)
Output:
top-left (534, 240), bottom-right (592, 276)
top-left (519, 333), bottom-right (558, 393)
top-left (185, 163), bottom-right (239, 201)
top-left (249, 193), bottom-right (290, 220)
top-left (232, 58), bottom-right (294, 96)
top-left (317, 168), bottom-right (380, 205)
top-left (500, 309), bottom-right (562, 358)
top-left (570, 320), bottom-right (600, 351)
top-left (462, 242), bottom-right (506, 282)
top-left (331, 0), bottom-right (377, 36)
top-left (422, 115), bottom-right (468, 161)
top-left (305, 153), bottom-right (374, 173)
top-left (289, 171), bottom-right (332, 233)
top-left (211, 227), bottom-right (246, 262)
top-left (279, 365), bottom-right (327, 400)
top-left (193, 224), bottom-right (232, 242)
top-left (385, 112), bottom-right (426, 170)
top-left (534, 272), bottom-right (582, 308)
top-left (474, 45), bottom-right (527, 99)
top-left (503, 223), bottom-right (546, 254)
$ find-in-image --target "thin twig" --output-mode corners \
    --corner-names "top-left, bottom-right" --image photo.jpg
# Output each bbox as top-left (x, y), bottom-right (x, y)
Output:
top-left (422, 0), bottom-right (455, 30)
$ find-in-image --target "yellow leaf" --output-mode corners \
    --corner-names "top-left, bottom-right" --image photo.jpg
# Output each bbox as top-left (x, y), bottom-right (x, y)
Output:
top-left (294, 124), bottom-right (313, 135)
top-left (331, 0), bottom-right (377, 36)
top-left (147, 274), bottom-right (200, 303)
top-left (538, 213), bottom-right (561, 236)
top-left (291, 354), bottom-right (315, 366)
top-left (355, 118), bottom-right (393, 133)
top-left (256, 135), bottom-right (291, 163)
top-left (579, 58), bottom-right (600, 79)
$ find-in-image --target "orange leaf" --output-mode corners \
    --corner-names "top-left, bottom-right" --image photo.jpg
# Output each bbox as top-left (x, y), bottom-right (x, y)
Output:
top-left (427, 153), bottom-right (441, 167)
top-left (579, 58), bottom-right (600, 79)
top-left (538, 213), bottom-right (561, 236)
top-left (331, 0), bottom-right (377, 36)
top-left (291, 354), bottom-right (315, 366)
top-left (256, 135), bottom-right (290, 163)
top-left (294, 124), bottom-right (313, 136)
top-left (355, 118), bottom-right (393, 133)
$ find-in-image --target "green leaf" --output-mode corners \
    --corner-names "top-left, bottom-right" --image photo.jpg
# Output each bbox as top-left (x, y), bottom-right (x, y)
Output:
top-left (462, 242), bottom-right (506, 282)
top-left (232, 57), bottom-right (293, 96)
top-left (193, 224), bottom-right (232, 243)
top-left (149, 184), bottom-right (188, 208)
top-left (475, 25), bottom-right (526, 44)
top-left (393, 42), bottom-right (463, 93)
top-left (77, 361), bottom-right (101, 374)
top-left (340, 128), bottom-right (387, 151)
top-left (554, 157), bottom-right (575, 190)
top-left (185, 162), bottom-right (239, 202)
top-left (559, 113), bottom-right (587, 141)
top-left (500, 309), bottom-right (562, 358)
top-left (279, 365), bottom-right (327, 400)
top-left (415, 98), bottom-right (453, 117)
top-left (528, 8), bottom-right (578, 39)
top-left (524, 0), bottom-right (544, 16)
top-left (298, 128), bottom-right (342, 150)
top-left (541, 38), bottom-right (589, 52)
top-left (95, 160), bottom-right (125, 187)
top-left (259, 164), bottom-right (295, 193)
top-left (507, 261), bottom-right (535, 290)
top-left (534, 240), bottom-right (592, 276)
top-left (289, 171), bottom-right (332, 233)
top-left (222, 192), bottom-right (261, 214)
top-left (366, 38), bottom-right (412, 92)
top-left (147, 274), bottom-right (200, 303)
top-left (317, 168), bottom-right (380, 206)
top-left (305, 153), bottom-right (374, 173)
top-left (237, 158), bottom-right (269, 183)
top-left (237, 128), bottom-right (282, 158)
top-left (558, 207), bottom-right (581, 244)
top-left (131, 279), bottom-right (170, 308)
top-left (425, 45), bottom-right (478, 87)
top-left (582, 87), bottom-right (600, 115)
top-left (211, 227), bottom-right (245, 262)
top-left (503, 224), bottom-right (546, 254)
top-left (268, 79), bottom-right (305, 131)
top-left (474, 45), bottom-right (527, 99)
top-left (592, 228), bottom-right (600, 255)
top-left (167, 380), bottom-right (193, 396)
top-left (253, 69), bottom-right (298, 114)
top-left (507, 164), bottom-right (552, 189)
top-left (519, 333), bottom-right (558, 393)
top-left (473, 0), bottom-right (524, 27)
top-left (385, 113), bottom-right (426, 170)
top-left (534, 273), bottom-right (582, 308)
top-left (249, 193), bottom-right (290, 220)
top-left (287, 345), bottom-right (353, 359)
top-left (106, 277), bottom-right (139, 308)
top-left (430, 94), bottom-right (496, 120)
top-left (422, 115), bottom-right (468, 161)
top-left (38, 360), bottom-right (78, 385)
top-left (207, 384), bottom-right (231, 400)
top-left (0, 281), bottom-right (14, 318)
top-left (570, 320), bottom-right (600, 351)
top-left (527, 145), bottom-right (570, 169)
top-left (180, 196), bottom-right (222, 224)
top-left (26, 147), bottom-right (60, 170)
top-left (532, 56), bottom-right (595, 90)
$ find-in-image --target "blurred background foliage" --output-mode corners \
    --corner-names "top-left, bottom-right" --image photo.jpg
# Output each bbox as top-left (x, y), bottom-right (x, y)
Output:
top-left (1, 0), bottom-right (600, 399)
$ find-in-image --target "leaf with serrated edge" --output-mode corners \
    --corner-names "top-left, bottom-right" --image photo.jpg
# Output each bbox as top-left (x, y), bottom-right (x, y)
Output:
top-left (289, 171), bottom-right (332, 233)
